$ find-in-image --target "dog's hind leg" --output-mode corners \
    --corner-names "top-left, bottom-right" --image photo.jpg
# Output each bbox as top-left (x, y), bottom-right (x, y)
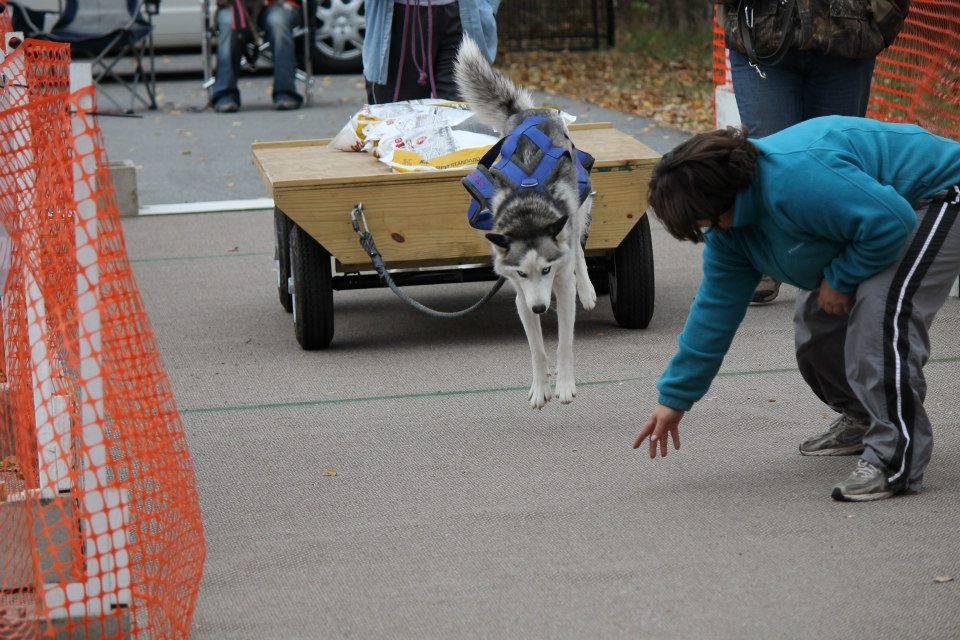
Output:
top-left (554, 265), bottom-right (578, 404)
top-left (574, 198), bottom-right (597, 310)
top-left (515, 291), bottom-right (551, 409)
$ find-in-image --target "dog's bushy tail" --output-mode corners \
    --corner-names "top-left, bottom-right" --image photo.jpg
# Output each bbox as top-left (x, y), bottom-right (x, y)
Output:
top-left (454, 36), bottom-right (534, 133)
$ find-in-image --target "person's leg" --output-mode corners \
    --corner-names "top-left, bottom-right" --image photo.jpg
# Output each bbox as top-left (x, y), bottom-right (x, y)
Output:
top-left (838, 187), bottom-right (960, 498)
top-left (428, 3), bottom-right (465, 101)
top-left (728, 49), bottom-right (805, 138)
top-left (794, 289), bottom-right (871, 455)
top-left (730, 49), bottom-right (806, 302)
top-left (262, 2), bottom-right (304, 107)
top-left (801, 53), bottom-right (875, 119)
top-left (211, 6), bottom-right (241, 111)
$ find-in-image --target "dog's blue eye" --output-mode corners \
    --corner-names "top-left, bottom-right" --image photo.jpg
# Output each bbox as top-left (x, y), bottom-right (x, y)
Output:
top-left (517, 271), bottom-right (527, 278)
top-left (541, 266), bottom-right (551, 275)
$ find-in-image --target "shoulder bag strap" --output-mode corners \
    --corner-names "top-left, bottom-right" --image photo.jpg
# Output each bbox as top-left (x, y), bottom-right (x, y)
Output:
top-left (738, 0), bottom-right (798, 67)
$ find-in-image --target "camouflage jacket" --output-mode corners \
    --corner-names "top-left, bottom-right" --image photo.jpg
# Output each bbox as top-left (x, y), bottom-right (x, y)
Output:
top-left (718, 0), bottom-right (910, 61)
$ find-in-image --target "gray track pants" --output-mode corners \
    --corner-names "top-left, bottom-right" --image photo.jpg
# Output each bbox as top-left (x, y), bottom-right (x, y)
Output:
top-left (794, 186), bottom-right (960, 493)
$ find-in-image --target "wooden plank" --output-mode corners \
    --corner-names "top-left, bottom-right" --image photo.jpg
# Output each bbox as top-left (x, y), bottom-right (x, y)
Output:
top-left (252, 126), bottom-right (658, 191)
top-left (568, 122), bottom-right (613, 131)
top-left (251, 138), bottom-right (331, 151)
top-left (273, 162), bottom-right (651, 266)
top-left (255, 126), bottom-right (658, 265)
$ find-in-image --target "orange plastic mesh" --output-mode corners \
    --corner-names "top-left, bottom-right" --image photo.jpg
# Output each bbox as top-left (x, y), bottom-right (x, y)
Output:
top-left (712, 1), bottom-right (960, 141)
top-left (867, 1), bottom-right (960, 138)
top-left (0, 1), bottom-right (11, 43)
top-left (0, 40), bottom-right (205, 639)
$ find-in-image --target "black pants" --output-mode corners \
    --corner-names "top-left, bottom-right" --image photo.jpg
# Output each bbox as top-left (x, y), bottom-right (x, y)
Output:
top-left (365, 3), bottom-right (463, 104)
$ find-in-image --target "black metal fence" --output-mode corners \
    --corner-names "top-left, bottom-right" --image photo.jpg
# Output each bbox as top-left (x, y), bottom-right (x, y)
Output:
top-left (498, 0), bottom-right (616, 51)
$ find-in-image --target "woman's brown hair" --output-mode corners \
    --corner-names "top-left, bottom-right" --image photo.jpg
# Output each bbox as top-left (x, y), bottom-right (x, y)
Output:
top-left (647, 126), bottom-right (759, 243)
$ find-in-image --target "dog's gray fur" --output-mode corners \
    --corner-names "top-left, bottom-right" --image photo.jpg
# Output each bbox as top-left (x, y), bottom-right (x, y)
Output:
top-left (455, 37), bottom-right (597, 409)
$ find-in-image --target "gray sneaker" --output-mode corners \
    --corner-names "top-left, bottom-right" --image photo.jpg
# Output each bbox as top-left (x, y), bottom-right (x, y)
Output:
top-left (750, 276), bottom-right (782, 304)
top-left (799, 414), bottom-right (867, 456)
top-left (832, 459), bottom-right (894, 501)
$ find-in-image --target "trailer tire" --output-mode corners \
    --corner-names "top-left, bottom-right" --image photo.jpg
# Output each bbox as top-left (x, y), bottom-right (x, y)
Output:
top-left (274, 208), bottom-right (293, 313)
top-left (609, 214), bottom-right (655, 329)
top-left (289, 223), bottom-right (334, 350)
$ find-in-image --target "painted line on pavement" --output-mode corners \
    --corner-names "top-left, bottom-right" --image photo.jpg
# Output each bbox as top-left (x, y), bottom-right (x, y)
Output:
top-left (181, 355), bottom-right (960, 414)
top-left (138, 198), bottom-right (274, 216)
top-left (129, 251), bottom-right (272, 264)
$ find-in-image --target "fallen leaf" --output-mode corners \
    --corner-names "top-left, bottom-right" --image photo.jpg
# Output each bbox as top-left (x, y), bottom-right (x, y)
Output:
top-left (934, 576), bottom-right (954, 583)
top-left (181, 150), bottom-right (192, 156)
top-left (323, 468), bottom-right (337, 477)
top-left (768, 399), bottom-right (777, 403)
top-left (226, 246), bottom-right (239, 253)
top-left (226, 182), bottom-right (235, 188)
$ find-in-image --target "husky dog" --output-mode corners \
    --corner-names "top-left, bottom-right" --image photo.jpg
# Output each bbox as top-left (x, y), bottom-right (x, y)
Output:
top-left (454, 37), bottom-right (597, 409)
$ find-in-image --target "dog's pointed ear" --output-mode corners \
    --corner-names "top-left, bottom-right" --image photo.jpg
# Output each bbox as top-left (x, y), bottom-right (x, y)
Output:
top-left (546, 215), bottom-right (568, 239)
top-left (485, 233), bottom-right (512, 250)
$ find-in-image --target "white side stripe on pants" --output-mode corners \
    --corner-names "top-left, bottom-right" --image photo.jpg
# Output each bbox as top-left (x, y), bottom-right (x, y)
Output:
top-left (888, 192), bottom-right (957, 483)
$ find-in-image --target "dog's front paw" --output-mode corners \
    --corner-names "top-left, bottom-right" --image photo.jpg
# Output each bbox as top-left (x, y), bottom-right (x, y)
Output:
top-left (577, 279), bottom-right (597, 311)
top-left (528, 378), bottom-right (552, 409)
top-left (554, 376), bottom-right (577, 404)
top-left (577, 284), bottom-right (597, 311)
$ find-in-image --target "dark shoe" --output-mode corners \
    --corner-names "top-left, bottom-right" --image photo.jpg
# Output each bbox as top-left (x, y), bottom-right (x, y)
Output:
top-left (799, 414), bottom-right (868, 456)
top-left (751, 276), bottom-right (782, 304)
top-left (831, 459), bottom-right (894, 501)
top-left (213, 97), bottom-right (239, 113)
top-left (274, 93), bottom-right (303, 111)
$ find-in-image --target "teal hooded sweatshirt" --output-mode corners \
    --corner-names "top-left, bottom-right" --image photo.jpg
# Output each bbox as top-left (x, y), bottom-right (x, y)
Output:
top-left (657, 116), bottom-right (960, 412)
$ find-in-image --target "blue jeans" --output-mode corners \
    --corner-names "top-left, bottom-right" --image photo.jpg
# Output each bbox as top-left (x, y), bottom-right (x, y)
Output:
top-left (729, 49), bottom-right (876, 138)
top-left (212, 3), bottom-right (303, 106)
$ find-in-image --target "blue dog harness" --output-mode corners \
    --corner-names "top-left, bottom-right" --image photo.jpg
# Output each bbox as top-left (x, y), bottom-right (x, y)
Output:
top-left (462, 116), bottom-right (595, 231)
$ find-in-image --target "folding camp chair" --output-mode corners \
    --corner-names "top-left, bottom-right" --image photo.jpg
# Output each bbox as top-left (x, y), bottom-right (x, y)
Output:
top-left (11, 0), bottom-right (159, 113)
top-left (200, 0), bottom-right (313, 106)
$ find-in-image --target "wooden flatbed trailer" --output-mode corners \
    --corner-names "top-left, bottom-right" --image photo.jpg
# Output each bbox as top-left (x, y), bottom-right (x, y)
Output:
top-left (252, 122), bottom-right (660, 349)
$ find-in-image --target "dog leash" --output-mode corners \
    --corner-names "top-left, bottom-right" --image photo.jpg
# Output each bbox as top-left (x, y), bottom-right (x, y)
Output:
top-left (350, 204), bottom-right (506, 318)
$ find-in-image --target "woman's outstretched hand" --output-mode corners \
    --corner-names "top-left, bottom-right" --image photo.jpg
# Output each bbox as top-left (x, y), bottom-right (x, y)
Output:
top-left (818, 279), bottom-right (853, 315)
top-left (632, 404), bottom-right (684, 458)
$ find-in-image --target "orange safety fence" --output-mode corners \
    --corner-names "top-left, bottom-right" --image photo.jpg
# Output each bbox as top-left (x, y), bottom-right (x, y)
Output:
top-left (0, 40), bottom-right (205, 639)
top-left (0, 2), bottom-right (10, 44)
top-left (712, 1), bottom-right (960, 141)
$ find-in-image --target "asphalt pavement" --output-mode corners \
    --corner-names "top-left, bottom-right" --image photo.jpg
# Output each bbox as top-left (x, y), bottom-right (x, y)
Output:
top-left (100, 62), bottom-right (960, 639)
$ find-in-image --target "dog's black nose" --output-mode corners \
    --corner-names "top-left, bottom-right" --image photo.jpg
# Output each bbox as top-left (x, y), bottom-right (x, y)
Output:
top-left (532, 304), bottom-right (547, 315)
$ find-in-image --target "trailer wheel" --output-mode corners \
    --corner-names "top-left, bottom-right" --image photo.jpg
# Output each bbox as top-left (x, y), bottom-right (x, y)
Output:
top-left (609, 214), bottom-right (655, 329)
top-left (274, 208), bottom-right (293, 313)
top-left (289, 223), bottom-right (334, 350)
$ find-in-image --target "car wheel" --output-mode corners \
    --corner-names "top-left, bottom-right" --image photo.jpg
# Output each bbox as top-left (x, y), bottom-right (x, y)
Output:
top-left (312, 0), bottom-right (365, 73)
